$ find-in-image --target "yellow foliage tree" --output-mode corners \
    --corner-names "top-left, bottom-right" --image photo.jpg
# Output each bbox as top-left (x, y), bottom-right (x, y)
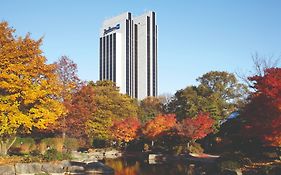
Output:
top-left (0, 22), bottom-right (65, 155)
top-left (86, 81), bottom-right (139, 141)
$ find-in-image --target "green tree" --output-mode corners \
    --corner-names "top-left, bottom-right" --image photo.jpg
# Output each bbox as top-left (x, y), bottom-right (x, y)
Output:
top-left (0, 22), bottom-right (65, 155)
top-left (167, 71), bottom-right (248, 127)
top-left (139, 96), bottom-right (163, 123)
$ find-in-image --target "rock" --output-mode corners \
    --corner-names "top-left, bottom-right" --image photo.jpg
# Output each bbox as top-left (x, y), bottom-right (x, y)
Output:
top-left (71, 151), bottom-right (98, 162)
top-left (61, 160), bottom-right (71, 167)
top-left (71, 149), bottom-right (121, 161)
top-left (67, 165), bottom-right (85, 174)
top-left (0, 160), bottom-right (114, 175)
top-left (69, 161), bottom-right (114, 174)
top-left (15, 162), bottom-right (42, 174)
top-left (41, 162), bottom-right (64, 173)
top-left (0, 165), bottom-right (15, 175)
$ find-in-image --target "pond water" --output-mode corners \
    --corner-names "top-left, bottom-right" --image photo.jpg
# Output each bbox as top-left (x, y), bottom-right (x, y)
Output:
top-left (101, 156), bottom-right (219, 175)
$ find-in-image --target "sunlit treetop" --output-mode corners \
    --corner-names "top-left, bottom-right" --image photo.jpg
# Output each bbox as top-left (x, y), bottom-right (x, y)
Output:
top-left (0, 21), bottom-right (65, 138)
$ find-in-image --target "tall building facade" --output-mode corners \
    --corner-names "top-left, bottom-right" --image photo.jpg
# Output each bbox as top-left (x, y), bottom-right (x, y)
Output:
top-left (99, 11), bottom-right (158, 100)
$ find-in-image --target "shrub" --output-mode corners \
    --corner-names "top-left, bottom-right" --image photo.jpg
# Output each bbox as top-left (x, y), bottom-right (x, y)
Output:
top-left (9, 137), bottom-right (36, 155)
top-left (22, 155), bottom-right (42, 163)
top-left (37, 141), bottom-right (47, 154)
top-left (64, 138), bottom-right (79, 151)
top-left (172, 145), bottom-right (188, 155)
top-left (189, 142), bottom-right (204, 154)
top-left (92, 138), bottom-right (107, 148)
top-left (30, 149), bottom-right (41, 157)
top-left (43, 148), bottom-right (71, 161)
top-left (40, 138), bottom-right (64, 152)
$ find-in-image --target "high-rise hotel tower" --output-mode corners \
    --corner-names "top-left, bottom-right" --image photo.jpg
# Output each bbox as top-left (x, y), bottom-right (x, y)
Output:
top-left (99, 11), bottom-right (158, 100)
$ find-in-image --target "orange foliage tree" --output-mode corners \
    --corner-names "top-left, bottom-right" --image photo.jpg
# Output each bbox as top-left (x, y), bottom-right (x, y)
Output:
top-left (142, 114), bottom-right (176, 146)
top-left (242, 68), bottom-right (281, 146)
top-left (64, 84), bottom-right (96, 142)
top-left (176, 113), bottom-right (214, 149)
top-left (111, 117), bottom-right (141, 143)
top-left (0, 22), bottom-right (65, 155)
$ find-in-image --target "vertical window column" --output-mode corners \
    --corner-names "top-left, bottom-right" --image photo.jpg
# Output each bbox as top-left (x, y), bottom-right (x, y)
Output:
top-left (110, 34), bottom-right (113, 80)
top-left (134, 24), bottom-right (138, 99)
top-left (99, 37), bottom-right (102, 80)
top-left (155, 25), bottom-right (158, 96)
top-left (113, 33), bottom-right (116, 82)
top-left (147, 16), bottom-right (151, 96)
top-left (152, 12), bottom-right (156, 97)
top-left (106, 35), bottom-right (109, 79)
top-left (102, 37), bottom-right (106, 79)
top-left (126, 20), bottom-right (130, 95)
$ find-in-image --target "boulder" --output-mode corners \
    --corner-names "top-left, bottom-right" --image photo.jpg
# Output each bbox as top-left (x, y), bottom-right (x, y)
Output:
top-left (41, 162), bottom-right (64, 173)
top-left (0, 165), bottom-right (15, 175)
top-left (67, 165), bottom-right (85, 174)
top-left (15, 162), bottom-right (42, 174)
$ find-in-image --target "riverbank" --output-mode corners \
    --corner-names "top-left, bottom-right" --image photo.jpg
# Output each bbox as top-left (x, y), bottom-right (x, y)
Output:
top-left (0, 160), bottom-right (114, 175)
top-left (0, 149), bottom-right (280, 175)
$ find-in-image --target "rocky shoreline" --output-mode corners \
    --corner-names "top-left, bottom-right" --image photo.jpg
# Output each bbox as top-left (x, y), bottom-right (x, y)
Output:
top-left (0, 149), bottom-right (122, 175)
top-left (0, 160), bottom-right (114, 175)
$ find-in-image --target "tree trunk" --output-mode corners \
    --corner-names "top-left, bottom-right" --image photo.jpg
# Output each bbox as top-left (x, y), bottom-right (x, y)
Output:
top-left (151, 140), bottom-right (154, 147)
top-left (0, 137), bottom-right (17, 156)
top-left (186, 141), bottom-right (191, 153)
top-left (62, 116), bottom-right (66, 140)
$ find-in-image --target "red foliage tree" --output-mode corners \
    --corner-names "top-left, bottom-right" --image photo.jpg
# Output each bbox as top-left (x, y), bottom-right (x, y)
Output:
top-left (142, 114), bottom-right (176, 142)
top-left (242, 68), bottom-right (281, 146)
top-left (176, 113), bottom-right (214, 142)
top-left (63, 84), bottom-right (96, 144)
top-left (111, 117), bottom-right (141, 143)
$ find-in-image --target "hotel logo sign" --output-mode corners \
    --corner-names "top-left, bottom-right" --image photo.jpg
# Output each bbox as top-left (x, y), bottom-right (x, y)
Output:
top-left (104, 24), bottom-right (120, 35)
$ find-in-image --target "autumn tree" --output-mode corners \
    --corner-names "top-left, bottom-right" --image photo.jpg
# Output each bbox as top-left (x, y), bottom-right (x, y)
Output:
top-left (55, 55), bottom-right (81, 101)
top-left (53, 56), bottom-right (81, 138)
top-left (64, 84), bottom-right (95, 144)
top-left (111, 117), bottom-right (141, 144)
top-left (139, 96), bottom-right (164, 123)
top-left (176, 113), bottom-right (214, 150)
top-left (237, 53), bottom-right (280, 87)
top-left (142, 114), bottom-right (176, 146)
top-left (241, 68), bottom-right (281, 147)
top-left (167, 71), bottom-right (248, 128)
top-left (0, 22), bottom-right (65, 155)
top-left (86, 81), bottom-right (139, 142)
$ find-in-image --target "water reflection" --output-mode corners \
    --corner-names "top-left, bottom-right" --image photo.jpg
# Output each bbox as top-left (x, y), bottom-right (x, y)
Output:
top-left (103, 157), bottom-right (217, 175)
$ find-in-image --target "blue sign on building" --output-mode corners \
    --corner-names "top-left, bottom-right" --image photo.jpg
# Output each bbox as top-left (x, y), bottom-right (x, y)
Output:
top-left (104, 24), bottom-right (120, 35)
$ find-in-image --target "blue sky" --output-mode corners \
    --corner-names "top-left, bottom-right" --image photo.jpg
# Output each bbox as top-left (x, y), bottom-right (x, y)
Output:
top-left (1, 0), bottom-right (281, 94)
